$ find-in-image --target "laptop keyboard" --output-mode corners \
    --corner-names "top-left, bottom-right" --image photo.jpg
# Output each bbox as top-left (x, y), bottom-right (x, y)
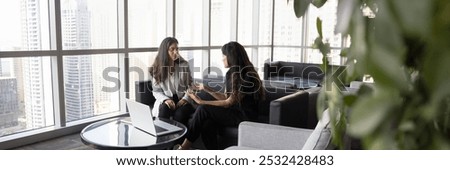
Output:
top-left (155, 120), bottom-right (176, 129)
top-left (154, 125), bottom-right (168, 133)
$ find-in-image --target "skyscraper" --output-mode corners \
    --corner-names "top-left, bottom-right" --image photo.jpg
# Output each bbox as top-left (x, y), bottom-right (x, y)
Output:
top-left (21, 0), bottom-right (53, 128)
top-left (61, 0), bottom-right (94, 121)
top-left (0, 59), bottom-right (2, 76)
top-left (0, 77), bottom-right (19, 135)
top-left (0, 60), bottom-right (18, 132)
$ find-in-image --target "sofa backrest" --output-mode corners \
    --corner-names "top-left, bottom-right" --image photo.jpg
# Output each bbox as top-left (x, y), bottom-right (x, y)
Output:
top-left (264, 61), bottom-right (324, 79)
top-left (302, 64), bottom-right (324, 80)
top-left (264, 62), bottom-right (357, 85)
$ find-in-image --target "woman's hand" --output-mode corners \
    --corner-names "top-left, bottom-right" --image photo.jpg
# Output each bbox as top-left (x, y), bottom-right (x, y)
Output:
top-left (187, 92), bottom-right (204, 105)
top-left (176, 99), bottom-right (188, 108)
top-left (164, 99), bottom-right (176, 110)
top-left (191, 83), bottom-right (204, 91)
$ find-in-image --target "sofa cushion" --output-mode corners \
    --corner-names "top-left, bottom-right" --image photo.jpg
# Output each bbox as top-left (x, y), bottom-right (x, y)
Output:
top-left (301, 128), bottom-right (332, 150)
top-left (301, 109), bottom-right (332, 150)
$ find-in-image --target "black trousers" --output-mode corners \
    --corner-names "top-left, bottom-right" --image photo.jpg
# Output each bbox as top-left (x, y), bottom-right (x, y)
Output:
top-left (186, 105), bottom-right (246, 149)
top-left (158, 100), bottom-right (195, 127)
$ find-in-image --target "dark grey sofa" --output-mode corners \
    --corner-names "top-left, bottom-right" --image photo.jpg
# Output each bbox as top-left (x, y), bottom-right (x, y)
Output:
top-left (264, 61), bottom-right (356, 89)
top-left (264, 61), bottom-right (324, 89)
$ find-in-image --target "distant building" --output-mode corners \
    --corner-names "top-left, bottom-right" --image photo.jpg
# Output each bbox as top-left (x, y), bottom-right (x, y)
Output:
top-left (61, 0), bottom-right (95, 121)
top-left (21, 0), bottom-right (53, 128)
top-left (0, 77), bottom-right (19, 130)
top-left (0, 59), bottom-right (2, 76)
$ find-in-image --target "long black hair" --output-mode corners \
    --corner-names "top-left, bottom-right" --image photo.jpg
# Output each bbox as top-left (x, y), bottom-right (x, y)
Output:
top-left (149, 37), bottom-right (178, 84)
top-left (221, 41), bottom-right (264, 103)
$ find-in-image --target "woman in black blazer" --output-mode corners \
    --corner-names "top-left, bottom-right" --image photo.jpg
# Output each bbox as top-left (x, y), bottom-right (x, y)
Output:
top-left (178, 41), bottom-right (265, 149)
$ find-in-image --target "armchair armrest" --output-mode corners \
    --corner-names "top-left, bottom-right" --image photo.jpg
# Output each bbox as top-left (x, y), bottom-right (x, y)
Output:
top-left (269, 91), bottom-right (309, 128)
top-left (304, 87), bottom-right (321, 129)
top-left (237, 121), bottom-right (313, 150)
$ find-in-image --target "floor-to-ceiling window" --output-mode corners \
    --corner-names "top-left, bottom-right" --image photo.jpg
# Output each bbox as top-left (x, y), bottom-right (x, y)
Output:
top-left (127, 0), bottom-right (166, 100)
top-left (305, 0), bottom-right (344, 65)
top-left (237, 0), bottom-right (273, 77)
top-left (0, 0), bottom-right (55, 137)
top-left (273, 0), bottom-right (303, 63)
top-left (0, 0), bottom-right (125, 147)
top-left (61, 0), bottom-right (120, 122)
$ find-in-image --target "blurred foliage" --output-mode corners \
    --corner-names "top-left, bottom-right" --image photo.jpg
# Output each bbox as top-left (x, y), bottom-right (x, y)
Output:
top-left (292, 0), bottom-right (450, 149)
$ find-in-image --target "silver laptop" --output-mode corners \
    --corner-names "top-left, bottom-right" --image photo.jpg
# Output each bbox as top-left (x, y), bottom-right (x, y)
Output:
top-left (126, 99), bottom-right (183, 136)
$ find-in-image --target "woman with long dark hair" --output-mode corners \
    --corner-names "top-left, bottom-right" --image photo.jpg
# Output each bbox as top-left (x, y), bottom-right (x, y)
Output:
top-left (178, 41), bottom-right (265, 149)
top-left (149, 37), bottom-right (195, 126)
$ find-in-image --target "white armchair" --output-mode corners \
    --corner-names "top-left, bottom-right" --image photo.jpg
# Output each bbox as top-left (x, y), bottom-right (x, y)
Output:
top-left (226, 109), bottom-right (332, 150)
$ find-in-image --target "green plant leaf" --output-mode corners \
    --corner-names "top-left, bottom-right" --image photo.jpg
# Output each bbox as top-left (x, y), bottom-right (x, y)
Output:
top-left (373, 1), bottom-right (405, 61)
top-left (313, 37), bottom-right (322, 49)
top-left (343, 94), bottom-right (357, 106)
top-left (364, 127), bottom-right (398, 149)
top-left (357, 84), bottom-right (374, 95)
top-left (293, 0), bottom-right (310, 18)
top-left (316, 17), bottom-right (323, 38)
top-left (347, 8), bottom-right (367, 62)
top-left (339, 48), bottom-right (349, 57)
top-left (316, 90), bottom-right (328, 116)
top-left (335, 0), bottom-right (356, 33)
top-left (348, 89), bottom-right (397, 137)
top-left (320, 42), bottom-right (330, 55)
top-left (367, 44), bottom-right (409, 91)
top-left (423, 49), bottom-right (450, 115)
top-left (312, 0), bottom-right (327, 8)
top-left (366, 1), bottom-right (410, 91)
top-left (390, 0), bottom-right (432, 38)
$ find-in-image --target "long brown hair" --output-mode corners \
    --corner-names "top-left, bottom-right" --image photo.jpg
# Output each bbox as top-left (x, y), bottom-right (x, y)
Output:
top-left (149, 37), bottom-right (178, 84)
top-left (222, 41), bottom-right (265, 103)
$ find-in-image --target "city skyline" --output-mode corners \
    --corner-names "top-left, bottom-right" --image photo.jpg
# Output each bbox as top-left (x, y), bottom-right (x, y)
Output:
top-left (0, 0), bottom-right (120, 137)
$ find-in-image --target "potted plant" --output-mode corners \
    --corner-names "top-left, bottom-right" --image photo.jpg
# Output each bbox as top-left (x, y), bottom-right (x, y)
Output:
top-left (292, 0), bottom-right (450, 149)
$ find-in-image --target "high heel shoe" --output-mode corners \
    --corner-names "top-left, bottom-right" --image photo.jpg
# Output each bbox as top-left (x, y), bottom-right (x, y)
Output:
top-left (173, 144), bottom-right (182, 150)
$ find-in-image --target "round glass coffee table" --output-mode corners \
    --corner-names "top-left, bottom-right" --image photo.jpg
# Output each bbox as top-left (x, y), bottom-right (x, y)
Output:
top-left (80, 117), bottom-right (187, 149)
